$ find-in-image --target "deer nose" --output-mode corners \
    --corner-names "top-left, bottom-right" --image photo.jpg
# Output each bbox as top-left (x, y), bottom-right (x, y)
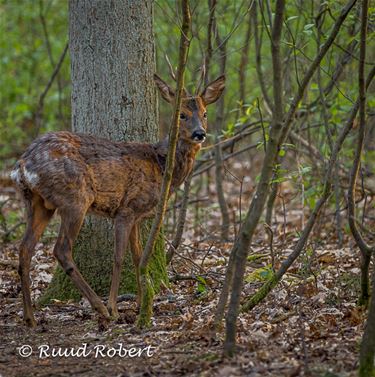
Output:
top-left (192, 130), bottom-right (206, 142)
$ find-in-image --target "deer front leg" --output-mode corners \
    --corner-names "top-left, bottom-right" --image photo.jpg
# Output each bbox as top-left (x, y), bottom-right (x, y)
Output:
top-left (107, 210), bottom-right (134, 319)
top-left (129, 223), bottom-right (142, 306)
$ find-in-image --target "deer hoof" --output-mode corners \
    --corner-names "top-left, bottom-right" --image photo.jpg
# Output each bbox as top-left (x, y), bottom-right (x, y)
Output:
top-left (98, 315), bottom-right (110, 332)
top-left (24, 317), bottom-right (37, 328)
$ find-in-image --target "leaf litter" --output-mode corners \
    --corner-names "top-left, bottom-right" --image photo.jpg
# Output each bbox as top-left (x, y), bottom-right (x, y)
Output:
top-left (0, 160), bottom-right (373, 377)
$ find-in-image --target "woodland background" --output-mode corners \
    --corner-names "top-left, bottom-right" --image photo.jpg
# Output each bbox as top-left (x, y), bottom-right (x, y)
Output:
top-left (0, 0), bottom-right (375, 376)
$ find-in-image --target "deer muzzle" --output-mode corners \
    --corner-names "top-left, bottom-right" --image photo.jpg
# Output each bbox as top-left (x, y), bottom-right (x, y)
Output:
top-left (191, 130), bottom-right (206, 143)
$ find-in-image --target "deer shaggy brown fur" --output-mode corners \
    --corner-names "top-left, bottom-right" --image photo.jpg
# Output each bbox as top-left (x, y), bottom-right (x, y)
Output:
top-left (11, 74), bottom-right (225, 327)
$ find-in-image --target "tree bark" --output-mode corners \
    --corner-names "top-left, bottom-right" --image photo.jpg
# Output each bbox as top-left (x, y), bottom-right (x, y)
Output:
top-left (238, 9), bottom-right (252, 115)
top-left (213, 9), bottom-right (230, 241)
top-left (360, 272), bottom-right (375, 377)
top-left (41, 0), bottom-right (167, 304)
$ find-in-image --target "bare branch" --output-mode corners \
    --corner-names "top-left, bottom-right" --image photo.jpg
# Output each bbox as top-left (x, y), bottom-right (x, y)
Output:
top-left (138, 0), bottom-right (191, 328)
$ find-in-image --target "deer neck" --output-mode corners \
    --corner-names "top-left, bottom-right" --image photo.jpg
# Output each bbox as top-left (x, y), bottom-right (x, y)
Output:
top-left (173, 138), bottom-right (200, 187)
top-left (153, 138), bottom-right (200, 189)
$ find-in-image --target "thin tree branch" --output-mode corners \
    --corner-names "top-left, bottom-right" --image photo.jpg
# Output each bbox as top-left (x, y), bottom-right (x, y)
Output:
top-left (222, 0), bottom-right (286, 356)
top-left (34, 42), bottom-right (69, 137)
top-left (137, 0), bottom-right (191, 328)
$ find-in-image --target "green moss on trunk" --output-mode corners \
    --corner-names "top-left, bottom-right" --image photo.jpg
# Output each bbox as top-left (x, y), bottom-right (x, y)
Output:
top-left (137, 268), bottom-right (154, 329)
top-left (39, 218), bottom-right (167, 305)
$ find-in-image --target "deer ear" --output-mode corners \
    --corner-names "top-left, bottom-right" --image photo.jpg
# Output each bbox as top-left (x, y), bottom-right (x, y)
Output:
top-left (154, 74), bottom-right (175, 103)
top-left (201, 75), bottom-right (225, 105)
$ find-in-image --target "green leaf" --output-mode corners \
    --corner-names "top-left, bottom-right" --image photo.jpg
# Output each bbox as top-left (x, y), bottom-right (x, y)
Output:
top-left (245, 265), bottom-right (274, 283)
top-left (304, 23), bottom-right (315, 30)
top-left (196, 276), bottom-right (207, 294)
top-left (300, 166), bottom-right (312, 175)
top-left (287, 16), bottom-right (299, 22)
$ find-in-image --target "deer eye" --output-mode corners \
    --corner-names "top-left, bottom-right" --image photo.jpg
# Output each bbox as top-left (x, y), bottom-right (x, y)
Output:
top-left (203, 112), bottom-right (207, 118)
top-left (180, 113), bottom-right (187, 120)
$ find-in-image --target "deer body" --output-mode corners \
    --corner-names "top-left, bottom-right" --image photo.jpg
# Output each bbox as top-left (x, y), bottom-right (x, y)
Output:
top-left (13, 132), bottom-right (198, 219)
top-left (12, 74), bottom-right (225, 327)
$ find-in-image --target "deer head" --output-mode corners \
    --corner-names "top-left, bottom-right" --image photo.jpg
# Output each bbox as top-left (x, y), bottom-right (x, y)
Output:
top-left (154, 74), bottom-right (225, 144)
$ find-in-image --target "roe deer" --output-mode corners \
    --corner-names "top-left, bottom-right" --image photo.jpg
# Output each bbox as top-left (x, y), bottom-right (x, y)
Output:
top-left (11, 74), bottom-right (225, 327)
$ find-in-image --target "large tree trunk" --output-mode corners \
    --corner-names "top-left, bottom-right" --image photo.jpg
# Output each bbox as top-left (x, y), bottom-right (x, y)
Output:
top-left (41, 0), bottom-right (167, 304)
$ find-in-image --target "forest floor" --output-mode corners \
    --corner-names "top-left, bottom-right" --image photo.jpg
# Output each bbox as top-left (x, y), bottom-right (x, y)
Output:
top-left (0, 160), bottom-right (371, 377)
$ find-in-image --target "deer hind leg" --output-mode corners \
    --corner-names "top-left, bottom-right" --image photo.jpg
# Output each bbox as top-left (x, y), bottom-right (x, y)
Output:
top-left (129, 223), bottom-right (142, 307)
top-left (54, 206), bottom-right (110, 322)
top-left (19, 194), bottom-right (55, 327)
top-left (107, 209), bottom-right (135, 319)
